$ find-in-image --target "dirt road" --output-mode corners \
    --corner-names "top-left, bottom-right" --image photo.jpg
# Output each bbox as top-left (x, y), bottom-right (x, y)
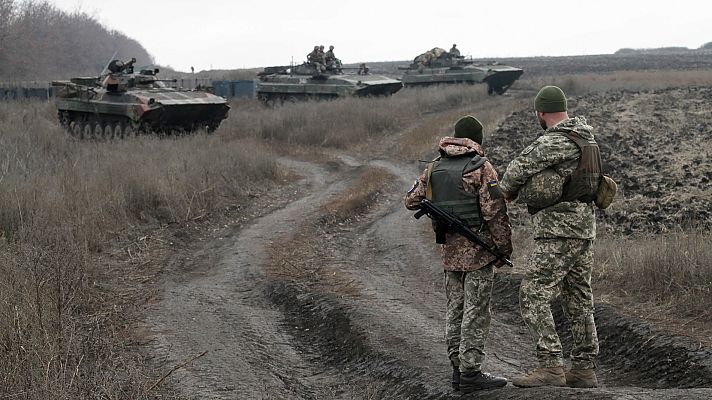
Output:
top-left (144, 152), bottom-right (712, 399)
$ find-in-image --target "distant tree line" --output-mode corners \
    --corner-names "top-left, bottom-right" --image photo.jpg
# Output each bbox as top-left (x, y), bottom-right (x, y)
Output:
top-left (0, 0), bottom-right (153, 81)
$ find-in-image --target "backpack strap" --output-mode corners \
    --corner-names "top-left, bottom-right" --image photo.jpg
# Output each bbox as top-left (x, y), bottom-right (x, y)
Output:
top-left (463, 155), bottom-right (488, 175)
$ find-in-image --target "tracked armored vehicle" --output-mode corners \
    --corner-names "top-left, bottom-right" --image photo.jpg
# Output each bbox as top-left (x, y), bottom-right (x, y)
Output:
top-left (256, 62), bottom-right (402, 103)
top-left (400, 47), bottom-right (523, 94)
top-left (52, 58), bottom-right (230, 138)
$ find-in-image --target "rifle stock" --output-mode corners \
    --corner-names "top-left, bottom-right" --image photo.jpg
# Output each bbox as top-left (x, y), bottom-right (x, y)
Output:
top-left (414, 199), bottom-right (513, 267)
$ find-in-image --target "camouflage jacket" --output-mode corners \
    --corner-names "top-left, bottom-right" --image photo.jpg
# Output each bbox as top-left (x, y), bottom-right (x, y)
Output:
top-left (405, 137), bottom-right (513, 271)
top-left (499, 117), bottom-right (596, 239)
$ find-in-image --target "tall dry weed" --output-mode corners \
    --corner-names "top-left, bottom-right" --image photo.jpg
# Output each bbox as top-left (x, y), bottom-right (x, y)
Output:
top-left (595, 231), bottom-right (712, 316)
top-left (223, 85), bottom-right (504, 150)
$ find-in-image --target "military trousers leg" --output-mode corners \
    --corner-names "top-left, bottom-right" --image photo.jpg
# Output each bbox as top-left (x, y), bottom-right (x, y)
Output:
top-left (519, 238), bottom-right (599, 369)
top-left (445, 265), bottom-right (494, 372)
top-left (560, 240), bottom-right (599, 369)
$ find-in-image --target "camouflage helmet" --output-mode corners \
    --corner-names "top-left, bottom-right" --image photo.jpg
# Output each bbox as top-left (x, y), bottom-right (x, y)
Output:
top-left (519, 168), bottom-right (564, 209)
top-left (329, 45), bottom-right (334, 50)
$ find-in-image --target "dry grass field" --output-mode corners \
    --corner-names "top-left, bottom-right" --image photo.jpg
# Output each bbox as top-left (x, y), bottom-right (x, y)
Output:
top-left (1, 60), bottom-right (711, 398)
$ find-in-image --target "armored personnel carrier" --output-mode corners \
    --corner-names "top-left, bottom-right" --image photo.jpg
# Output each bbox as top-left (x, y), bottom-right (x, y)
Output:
top-left (255, 62), bottom-right (402, 103)
top-left (52, 58), bottom-right (230, 138)
top-left (400, 47), bottom-right (523, 94)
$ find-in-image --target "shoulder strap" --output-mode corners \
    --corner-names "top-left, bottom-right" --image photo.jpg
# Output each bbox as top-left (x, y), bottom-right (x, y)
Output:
top-left (425, 156), bottom-right (441, 200)
top-left (561, 131), bottom-right (595, 150)
top-left (463, 155), bottom-right (488, 175)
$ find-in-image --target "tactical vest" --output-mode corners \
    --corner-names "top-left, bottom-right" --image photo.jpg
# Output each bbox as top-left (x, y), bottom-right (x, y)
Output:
top-left (559, 131), bottom-right (602, 203)
top-left (426, 155), bottom-right (487, 228)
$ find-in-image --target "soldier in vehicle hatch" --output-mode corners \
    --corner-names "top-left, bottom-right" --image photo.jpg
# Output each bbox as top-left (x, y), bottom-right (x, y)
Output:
top-left (405, 116), bottom-right (512, 393)
top-left (500, 86), bottom-right (601, 389)
top-left (324, 45), bottom-right (340, 71)
top-left (449, 44), bottom-right (461, 57)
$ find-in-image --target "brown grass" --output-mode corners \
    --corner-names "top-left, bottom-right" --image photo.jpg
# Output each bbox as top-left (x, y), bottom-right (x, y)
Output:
top-left (594, 231), bottom-right (712, 318)
top-left (223, 84), bottom-right (509, 151)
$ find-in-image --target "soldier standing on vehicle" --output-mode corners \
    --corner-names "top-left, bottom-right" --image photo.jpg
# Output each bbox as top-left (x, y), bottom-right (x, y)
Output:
top-left (499, 86), bottom-right (600, 389)
top-left (405, 116), bottom-right (512, 393)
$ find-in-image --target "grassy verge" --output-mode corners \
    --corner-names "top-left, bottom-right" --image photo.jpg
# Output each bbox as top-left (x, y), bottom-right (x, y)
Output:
top-left (594, 231), bottom-right (712, 321)
top-left (222, 85), bottom-right (513, 151)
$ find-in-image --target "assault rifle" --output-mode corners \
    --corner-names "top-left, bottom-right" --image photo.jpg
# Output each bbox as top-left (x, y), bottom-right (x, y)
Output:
top-left (413, 199), bottom-right (514, 267)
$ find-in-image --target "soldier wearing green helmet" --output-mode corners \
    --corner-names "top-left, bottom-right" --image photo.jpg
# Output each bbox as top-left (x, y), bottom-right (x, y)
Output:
top-left (500, 85), bottom-right (602, 389)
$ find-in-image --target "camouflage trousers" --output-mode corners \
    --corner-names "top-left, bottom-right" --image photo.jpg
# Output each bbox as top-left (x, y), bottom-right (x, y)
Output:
top-left (445, 265), bottom-right (494, 372)
top-left (520, 238), bottom-right (599, 369)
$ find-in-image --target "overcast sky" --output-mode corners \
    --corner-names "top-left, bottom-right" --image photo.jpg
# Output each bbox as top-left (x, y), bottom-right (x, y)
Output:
top-left (50, 0), bottom-right (712, 72)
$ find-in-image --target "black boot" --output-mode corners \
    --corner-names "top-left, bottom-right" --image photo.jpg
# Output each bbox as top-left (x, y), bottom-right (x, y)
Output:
top-left (452, 365), bottom-right (461, 390)
top-left (459, 371), bottom-right (508, 393)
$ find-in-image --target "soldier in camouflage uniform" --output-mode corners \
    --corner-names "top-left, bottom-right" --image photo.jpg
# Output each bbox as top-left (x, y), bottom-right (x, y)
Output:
top-left (449, 44), bottom-right (461, 57)
top-left (499, 86), bottom-right (600, 389)
top-left (324, 45), bottom-right (341, 71)
top-left (405, 116), bottom-right (512, 393)
top-left (307, 46), bottom-right (325, 72)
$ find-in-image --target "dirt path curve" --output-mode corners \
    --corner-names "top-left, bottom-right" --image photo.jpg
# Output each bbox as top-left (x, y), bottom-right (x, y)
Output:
top-left (145, 159), bottom-right (350, 399)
